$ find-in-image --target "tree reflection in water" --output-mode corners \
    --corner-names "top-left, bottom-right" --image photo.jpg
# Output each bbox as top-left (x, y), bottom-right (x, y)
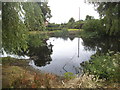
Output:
top-left (82, 37), bottom-right (120, 53)
top-left (27, 42), bottom-right (53, 67)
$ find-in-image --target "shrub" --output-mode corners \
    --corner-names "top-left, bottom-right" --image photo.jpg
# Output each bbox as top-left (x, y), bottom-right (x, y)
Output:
top-left (83, 19), bottom-right (105, 35)
top-left (53, 28), bottom-right (69, 37)
top-left (81, 51), bottom-right (120, 83)
top-left (64, 72), bottom-right (75, 80)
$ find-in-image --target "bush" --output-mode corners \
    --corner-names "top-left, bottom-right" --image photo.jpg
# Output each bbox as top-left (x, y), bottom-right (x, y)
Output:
top-left (64, 72), bottom-right (75, 80)
top-left (81, 51), bottom-right (120, 83)
top-left (83, 19), bottom-right (105, 35)
top-left (53, 28), bottom-right (69, 37)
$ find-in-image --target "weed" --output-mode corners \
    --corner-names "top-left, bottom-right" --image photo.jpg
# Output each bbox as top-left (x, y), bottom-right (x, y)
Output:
top-left (64, 72), bottom-right (75, 80)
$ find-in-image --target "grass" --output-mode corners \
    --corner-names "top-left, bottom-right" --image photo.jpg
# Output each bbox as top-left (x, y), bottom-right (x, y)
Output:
top-left (2, 56), bottom-right (119, 88)
top-left (29, 29), bottom-right (82, 35)
top-left (2, 57), bottom-right (63, 88)
top-left (68, 29), bottom-right (81, 31)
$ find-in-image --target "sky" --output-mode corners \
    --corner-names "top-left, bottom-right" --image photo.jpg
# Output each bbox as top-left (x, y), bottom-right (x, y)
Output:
top-left (48, 0), bottom-right (99, 24)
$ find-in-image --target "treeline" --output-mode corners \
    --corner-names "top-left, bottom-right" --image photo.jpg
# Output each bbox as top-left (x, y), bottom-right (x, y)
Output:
top-left (47, 2), bottom-right (120, 37)
top-left (82, 2), bottom-right (120, 37)
top-left (46, 19), bottom-right (84, 31)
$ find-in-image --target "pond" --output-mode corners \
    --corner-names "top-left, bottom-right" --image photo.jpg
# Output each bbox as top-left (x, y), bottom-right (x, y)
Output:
top-left (29, 36), bottom-right (120, 76)
top-left (29, 37), bottom-right (96, 75)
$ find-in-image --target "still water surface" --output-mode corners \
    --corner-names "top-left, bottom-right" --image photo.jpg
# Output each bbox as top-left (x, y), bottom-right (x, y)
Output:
top-left (2, 36), bottom-right (120, 75)
top-left (29, 37), bottom-right (96, 75)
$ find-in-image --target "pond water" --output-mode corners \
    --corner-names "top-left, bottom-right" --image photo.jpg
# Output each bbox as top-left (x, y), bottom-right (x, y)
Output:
top-left (29, 36), bottom-right (120, 76)
top-left (29, 37), bottom-right (96, 76)
top-left (2, 36), bottom-right (120, 76)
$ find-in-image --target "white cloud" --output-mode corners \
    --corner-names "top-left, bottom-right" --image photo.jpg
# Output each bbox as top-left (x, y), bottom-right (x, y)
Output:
top-left (48, 0), bottom-right (99, 23)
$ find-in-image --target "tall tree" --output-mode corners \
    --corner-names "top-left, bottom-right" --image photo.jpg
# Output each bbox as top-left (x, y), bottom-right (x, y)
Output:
top-left (22, 2), bottom-right (45, 31)
top-left (37, 2), bottom-right (52, 21)
top-left (85, 15), bottom-right (94, 20)
top-left (67, 17), bottom-right (75, 29)
top-left (68, 17), bottom-right (75, 23)
top-left (2, 2), bottom-right (28, 54)
top-left (2, 2), bottom-right (48, 54)
top-left (94, 2), bottom-right (120, 36)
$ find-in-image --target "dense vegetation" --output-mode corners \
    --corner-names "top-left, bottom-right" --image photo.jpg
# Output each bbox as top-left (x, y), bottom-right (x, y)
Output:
top-left (81, 51), bottom-right (120, 83)
top-left (96, 2), bottom-right (120, 36)
top-left (2, 1), bottom-right (120, 89)
top-left (79, 1), bottom-right (120, 86)
top-left (2, 2), bottom-right (51, 54)
top-left (82, 2), bottom-right (120, 38)
top-left (46, 17), bottom-right (84, 31)
top-left (2, 2), bottom-right (29, 54)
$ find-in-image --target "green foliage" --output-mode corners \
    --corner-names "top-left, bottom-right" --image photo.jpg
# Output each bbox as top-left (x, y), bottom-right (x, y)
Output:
top-left (22, 2), bottom-right (45, 31)
top-left (85, 15), bottom-right (94, 20)
top-left (79, 30), bottom-right (99, 38)
top-left (80, 19), bottom-right (105, 38)
top-left (67, 17), bottom-right (75, 29)
top-left (46, 23), bottom-right (62, 31)
top-left (2, 2), bottom-right (28, 54)
top-left (95, 2), bottom-right (120, 36)
top-left (28, 34), bottom-right (46, 48)
top-left (64, 72), bottom-right (75, 80)
top-left (37, 2), bottom-right (52, 21)
top-left (83, 19), bottom-right (104, 33)
top-left (52, 28), bottom-right (69, 37)
top-left (2, 2), bottom-right (48, 54)
top-left (74, 20), bottom-right (84, 29)
top-left (61, 28), bottom-right (69, 36)
top-left (81, 51), bottom-right (120, 83)
top-left (68, 17), bottom-right (75, 23)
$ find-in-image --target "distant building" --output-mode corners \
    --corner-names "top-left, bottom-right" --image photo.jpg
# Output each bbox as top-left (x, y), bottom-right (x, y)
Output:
top-left (44, 20), bottom-right (49, 26)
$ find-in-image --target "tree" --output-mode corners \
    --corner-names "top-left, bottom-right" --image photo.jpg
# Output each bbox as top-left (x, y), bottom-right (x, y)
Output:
top-left (2, 2), bottom-right (47, 54)
top-left (22, 2), bottom-right (45, 31)
top-left (85, 15), bottom-right (94, 20)
top-left (83, 19), bottom-right (105, 35)
top-left (68, 17), bottom-right (75, 23)
top-left (37, 2), bottom-right (52, 21)
top-left (2, 2), bottom-right (28, 54)
top-left (74, 20), bottom-right (84, 29)
top-left (94, 2), bottom-right (120, 36)
top-left (67, 17), bottom-right (75, 29)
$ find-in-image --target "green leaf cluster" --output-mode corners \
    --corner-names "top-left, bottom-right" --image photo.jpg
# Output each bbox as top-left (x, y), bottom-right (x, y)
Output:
top-left (64, 72), bottom-right (75, 80)
top-left (83, 19), bottom-right (105, 35)
top-left (2, 2), bottom-right (28, 54)
top-left (2, 2), bottom-right (49, 54)
top-left (81, 51), bottom-right (120, 82)
top-left (22, 2), bottom-right (45, 31)
top-left (96, 2), bottom-right (120, 36)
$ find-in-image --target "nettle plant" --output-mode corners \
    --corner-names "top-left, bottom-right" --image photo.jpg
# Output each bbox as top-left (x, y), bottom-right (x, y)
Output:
top-left (81, 51), bottom-right (120, 82)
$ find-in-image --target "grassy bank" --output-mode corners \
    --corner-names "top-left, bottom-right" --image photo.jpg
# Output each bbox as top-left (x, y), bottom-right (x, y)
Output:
top-left (2, 56), bottom-right (120, 88)
top-left (2, 30), bottom-right (120, 88)
top-left (2, 57), bottom-right (63, 88)
top-left (29, 29), bottom-right (82, 37)
top-left (28, 29), bottom-right (100, 39)
top-left (1, 56), bottom-right (100, 88)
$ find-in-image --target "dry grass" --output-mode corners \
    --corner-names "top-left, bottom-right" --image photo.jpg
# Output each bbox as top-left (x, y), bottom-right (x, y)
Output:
top-left (61, 74), bottom-right (98, 88)
top-left (2, 57), bottom-right (120, 89)
top-left (2, 57), bottom-right (62, 88)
